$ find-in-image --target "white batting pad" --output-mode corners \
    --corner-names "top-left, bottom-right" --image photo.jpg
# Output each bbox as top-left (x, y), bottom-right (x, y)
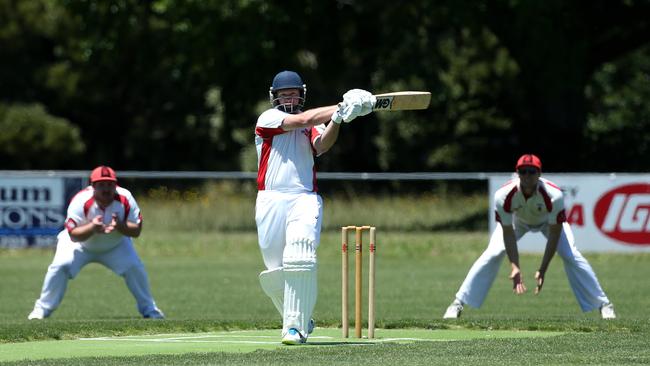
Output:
top-left (259, 267), bottom-right (284, 316)
top-left (282, 238), bottom-right (318, 336)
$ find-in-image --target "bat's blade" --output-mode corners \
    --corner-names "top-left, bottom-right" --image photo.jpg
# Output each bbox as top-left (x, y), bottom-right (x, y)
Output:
top-left (373, 91), bottom-right (431, 111)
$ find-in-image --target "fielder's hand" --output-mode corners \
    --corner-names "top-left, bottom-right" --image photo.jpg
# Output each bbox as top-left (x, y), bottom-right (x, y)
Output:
top-left (509, 267), bottom-right (527, 294)
top-left (91, 215), bottom-right (105, 234)
top-left (534, 270), bottom-right (545, 294)
top-left (103, 213), bottom-right (117, 234)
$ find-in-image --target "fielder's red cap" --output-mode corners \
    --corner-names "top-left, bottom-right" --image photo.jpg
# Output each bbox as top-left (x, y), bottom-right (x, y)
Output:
top-left (515, 154), bottom-right (542, 171)
top-left (90, 166), bottom-right (118, 183)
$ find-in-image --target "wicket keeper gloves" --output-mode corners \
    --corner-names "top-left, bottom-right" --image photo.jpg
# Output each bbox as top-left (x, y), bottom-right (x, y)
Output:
top-left (343, 89), bottom-right (376, 116)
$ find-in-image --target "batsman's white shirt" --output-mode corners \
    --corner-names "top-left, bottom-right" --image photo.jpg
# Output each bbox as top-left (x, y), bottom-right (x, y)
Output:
top-left (254, 108), bottom-right (325, 266)
top-left (64, 186), bottom-right (142, 252)
top-left (255, 108), bottom-right (326, 193)
top-left (494, 177), bottom-right (566, 230)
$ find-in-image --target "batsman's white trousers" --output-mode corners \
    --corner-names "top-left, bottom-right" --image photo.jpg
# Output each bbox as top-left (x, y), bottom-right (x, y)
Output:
top-left (32, 230), bottom-right (161, 317)
top-left (255, 190), bottom-right (322, 334)
top-left (255, 191), bottom-right (323, 269)
top-left (455, 222), bottom-right (610, 312)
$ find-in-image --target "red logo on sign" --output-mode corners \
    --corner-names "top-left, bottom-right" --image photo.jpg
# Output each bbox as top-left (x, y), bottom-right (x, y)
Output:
top-left (594, 183), bottom-right (650, 245)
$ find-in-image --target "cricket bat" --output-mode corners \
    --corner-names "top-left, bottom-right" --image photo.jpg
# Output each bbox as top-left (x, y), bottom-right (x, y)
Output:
top-left (373, 91), bottom-right (431, 111)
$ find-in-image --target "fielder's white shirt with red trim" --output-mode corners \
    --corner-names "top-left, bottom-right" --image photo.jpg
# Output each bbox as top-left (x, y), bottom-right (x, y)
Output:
top-left (64, 186), bottom-right (142, 252)
top-left (494, 177), bottom-right (566, 229)
top-left (255, 108), bottom-right (325, 192)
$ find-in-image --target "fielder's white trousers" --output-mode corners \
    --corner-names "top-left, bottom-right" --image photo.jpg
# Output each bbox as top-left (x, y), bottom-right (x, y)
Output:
top-left (455, 222), bottom-right (610, 312)
top-left (32, 230), bottom-right (161, 317)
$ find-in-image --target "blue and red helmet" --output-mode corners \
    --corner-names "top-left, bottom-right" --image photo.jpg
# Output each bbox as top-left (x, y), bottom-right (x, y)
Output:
top-left (268, 70), bottom-right (307, 113)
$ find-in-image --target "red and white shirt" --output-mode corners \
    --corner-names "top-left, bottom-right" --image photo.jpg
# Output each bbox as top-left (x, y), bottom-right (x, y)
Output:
top-left (255, 108), bottom-right (326, 193)
top-left (494, 177), bottom-right (566, 228)
top-left (64, 186), bottom-right (142, 252)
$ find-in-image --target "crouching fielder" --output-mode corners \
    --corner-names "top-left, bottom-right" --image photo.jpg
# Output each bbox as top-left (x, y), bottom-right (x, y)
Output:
top-left (443, 154), bottom-right (616, 320)
top-left (255, 70), bottom-right (375, 345)
top-left (28, 166), bottom-right (164, 320)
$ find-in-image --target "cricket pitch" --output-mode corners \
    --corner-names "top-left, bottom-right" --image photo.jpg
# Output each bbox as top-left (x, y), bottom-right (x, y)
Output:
top-left (0, 328), bottom-right (563, 362)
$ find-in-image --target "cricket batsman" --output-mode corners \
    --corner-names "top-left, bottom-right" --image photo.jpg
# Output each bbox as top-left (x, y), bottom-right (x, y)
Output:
top-left (255, 70), bottom-right (375, 344)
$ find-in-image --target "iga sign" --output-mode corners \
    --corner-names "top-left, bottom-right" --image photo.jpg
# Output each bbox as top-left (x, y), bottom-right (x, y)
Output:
top-left (0, 177), bottom-right (84, 248)
top-left (489, 174), bottom-right (650, 253)
top-left (594, 184), bottom-right (650, 245)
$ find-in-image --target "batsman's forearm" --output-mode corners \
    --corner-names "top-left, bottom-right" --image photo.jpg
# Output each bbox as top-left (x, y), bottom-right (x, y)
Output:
top-left (282, 105), bottom-right (338, 130)
top-left (314, 121), bottom-right (341, 155)
top-left (302, 105), bottom-right (338, 126)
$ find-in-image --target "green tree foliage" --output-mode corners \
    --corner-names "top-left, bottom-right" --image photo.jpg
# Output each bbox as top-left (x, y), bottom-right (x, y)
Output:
top-left (584, 45), bottom-right (650, 171)
top-left (0, 0), bottom-right (62, 101)
top-left (374, 26), bottom-right (519, 171)
top-left (475, 0), bottom-right (650, 170)
top-left (1, 0), bottom-right (650, 172)
top-left (0, 103), bottom-right (85, 168)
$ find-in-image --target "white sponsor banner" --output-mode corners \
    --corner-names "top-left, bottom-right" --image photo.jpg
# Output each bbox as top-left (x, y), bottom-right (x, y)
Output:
top-left (488, 174), bottom-right (650, 253)
top-left (0, 177), bottom-right (83, 248)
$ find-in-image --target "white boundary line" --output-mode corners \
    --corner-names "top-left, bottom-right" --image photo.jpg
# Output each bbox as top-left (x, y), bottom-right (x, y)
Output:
top-left (80, 335), bottom-right (335, 342)
top-left (79, 333), bottom-right (442, 345)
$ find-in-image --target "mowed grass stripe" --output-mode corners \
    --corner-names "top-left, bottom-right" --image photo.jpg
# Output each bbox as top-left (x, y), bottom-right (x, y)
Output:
top-left (0, 328), bottom-right (562, 362)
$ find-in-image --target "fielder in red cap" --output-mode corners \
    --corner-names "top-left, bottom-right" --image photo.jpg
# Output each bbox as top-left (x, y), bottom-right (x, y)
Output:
top-left (28, 166), bottom-right (164, 320)
top-left (443, 154), bottom-right (616, 320)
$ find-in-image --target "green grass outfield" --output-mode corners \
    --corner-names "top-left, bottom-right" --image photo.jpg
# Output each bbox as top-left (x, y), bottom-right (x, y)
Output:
top-left (0, 328), bottom-right (564, 362)
top-left (1, 230), bottom-right (649, 365)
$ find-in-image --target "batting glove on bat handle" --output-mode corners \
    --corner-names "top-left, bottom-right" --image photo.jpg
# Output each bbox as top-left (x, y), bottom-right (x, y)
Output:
top-left (341, 101), bottom-right (362, 123)
top-left (331, 102), bottom-right (345, 124)
top-left (344, 90), bottom-right (375, 116)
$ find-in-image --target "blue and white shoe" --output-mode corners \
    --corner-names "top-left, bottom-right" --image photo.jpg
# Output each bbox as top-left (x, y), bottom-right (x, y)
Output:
top-left (282, 328), bottom-right (306, 345)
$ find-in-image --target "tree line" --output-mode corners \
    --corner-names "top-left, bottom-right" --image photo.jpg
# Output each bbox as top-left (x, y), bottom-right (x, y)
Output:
top-left (1, 0), bottom-right (649, 172)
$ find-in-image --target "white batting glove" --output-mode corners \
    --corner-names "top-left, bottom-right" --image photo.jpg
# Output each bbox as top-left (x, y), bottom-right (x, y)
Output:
top-left (342, 101), bottom-right (363, 123)
top-left (332, 101), bottom-right (362, 124)
top-left (331, 108), bottom-right (344, 124)
top-left (343, 89), bottom-right (375, 116)
top-left (358, 92), bottom-right (376, 116)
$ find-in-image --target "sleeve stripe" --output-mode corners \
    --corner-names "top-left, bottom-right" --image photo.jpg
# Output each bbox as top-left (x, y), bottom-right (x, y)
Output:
top-left (255, 126), bottom-right (285, 139)
top-left (537, 186), bottom-right (553, 212)
top-left (503, 186), bottom-right (518, 213)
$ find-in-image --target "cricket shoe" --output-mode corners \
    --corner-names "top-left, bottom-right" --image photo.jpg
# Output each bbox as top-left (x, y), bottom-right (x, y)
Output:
top-left (443, 299), bottom-right (463, 319)
top-left (600, 303), bottom-right (616, 319)
top-left (144, 309), bottom-right (165, 319)
top-left (282, 328), bottom-right (306, 345)
top-left (308, 318), bottom-right (315, 335)
top-left (27, 307), bottom-right (49, 320)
